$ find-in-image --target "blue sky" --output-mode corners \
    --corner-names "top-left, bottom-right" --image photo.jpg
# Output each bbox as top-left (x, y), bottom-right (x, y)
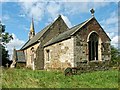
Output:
top-left (1, 1), bottom-right (119, 59)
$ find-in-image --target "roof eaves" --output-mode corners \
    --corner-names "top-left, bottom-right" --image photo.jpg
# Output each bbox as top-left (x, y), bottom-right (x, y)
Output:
top-left (20, 16), bottom-right (65, 50)
top-left (43, 18), bottom-right (93, 47)
top-left (44, 36), bottom-right (71, 47)
top-left (71, 17), bottom-right (94, 35)
top-left (94, 18), bottom-right (111, 41)
top-left (21, 23), bottom-right (52, 50)
top-left (20, 39), bottom-right (30, 50)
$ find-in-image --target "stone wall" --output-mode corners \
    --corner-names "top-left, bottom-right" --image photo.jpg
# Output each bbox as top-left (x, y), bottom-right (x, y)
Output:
top-left (74, 34), bottom-right (88, 67)
top-left (36, 16), bottom-right (68, 70)
top-left (44, 18), bottom-right (111, 70)
top-left (24, 43), bottom-right (40, 69)
top-left (44, 37), bottom-right (74, 70)
top-left (74, 18), bottom-right (111, 67)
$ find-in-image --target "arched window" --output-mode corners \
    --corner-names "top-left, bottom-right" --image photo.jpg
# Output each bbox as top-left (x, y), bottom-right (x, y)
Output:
top-left (88, 32), bottom-right (99, 61)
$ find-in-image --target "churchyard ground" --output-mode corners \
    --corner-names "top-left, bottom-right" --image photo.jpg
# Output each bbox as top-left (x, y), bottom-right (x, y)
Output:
top-left (1, 67), bottom-right (119, 88)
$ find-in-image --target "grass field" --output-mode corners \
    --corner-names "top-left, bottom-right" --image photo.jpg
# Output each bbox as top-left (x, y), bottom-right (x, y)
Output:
top-left (1, 68), bottom-right (118, 88)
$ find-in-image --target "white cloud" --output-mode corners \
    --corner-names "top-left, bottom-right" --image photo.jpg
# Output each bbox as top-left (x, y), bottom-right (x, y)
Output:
top-left (64, 2), bottom-right (89, 15)
top-left (106, 17), bottom-right (118, 25)
top-left (1, 0), bottom-right (40, 2)
top-left (2, 15), bottom-right (10, 21)
top-left (107, 32), bottom-right (119, 48)
top-left (19, 14), bottom-right (26, 18)
top-left (1, 0), bottom-right (120, 2)
top-left (101, 11), bottom-right (118, 26)
top-left (18, 1), bottom-right (111, 23)
top-left (19, 1), bottom-right (47, 21)
top-left (19, 1), bottom-right (63, 22)
top-left (63, 2), bottom-right (110, 15)
top-left (100, 10), bottom-right (118, 48)
top-left (45, 14), bottom-right (73, 28)
top-left (107, 32), bottom-right (115, 39)
top-left (24, 27), bottom-right (29, 31)
top-left (61, 14), bottom-right (72, 28)
top-left (6, 33), bottom-right (25, 59)
top-left (47, 14), bottom-right (72, 28)
top-left (65, 0), bottom-right (119, 2)
top-left (0, 17), bottom-right (1, 21)
top-left (46, 2), bottom-right (61, 19)
top-left (111, 35), bottom-right (120, 48)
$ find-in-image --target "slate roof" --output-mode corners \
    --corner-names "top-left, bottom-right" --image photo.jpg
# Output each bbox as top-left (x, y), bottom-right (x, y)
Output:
top-left (21, 16), bottom-right (110, 49)
top-left (21, 24), bottom-right (52, 50)
top-left (44, 17), bottom-right (93, 47)
top-left (21, 15), bottom-right (68, 50)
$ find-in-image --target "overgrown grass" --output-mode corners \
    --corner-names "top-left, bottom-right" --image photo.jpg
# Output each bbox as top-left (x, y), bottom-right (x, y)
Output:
top-left (2, 68), bottom-right (118, 88)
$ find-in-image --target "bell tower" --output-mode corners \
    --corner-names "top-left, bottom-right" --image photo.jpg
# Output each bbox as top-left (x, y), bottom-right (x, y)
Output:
top-left (29, 17), bottom-right (35, 39)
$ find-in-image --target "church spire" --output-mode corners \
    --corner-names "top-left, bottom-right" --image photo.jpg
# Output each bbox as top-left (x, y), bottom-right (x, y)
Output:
top-left (29, 17), bottom-right (35, 39)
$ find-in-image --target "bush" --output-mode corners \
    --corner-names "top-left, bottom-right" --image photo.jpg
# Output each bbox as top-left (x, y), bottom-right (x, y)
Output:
top-left (111, 46), bottom-right (120, 67)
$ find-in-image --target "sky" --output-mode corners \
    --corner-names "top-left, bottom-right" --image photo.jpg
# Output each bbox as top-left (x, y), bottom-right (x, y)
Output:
top-left (0, 0), bottom-right (119, 59)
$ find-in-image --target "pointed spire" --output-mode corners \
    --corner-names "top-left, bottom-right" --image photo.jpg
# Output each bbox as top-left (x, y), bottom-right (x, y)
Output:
top-left (30, 17), bottom-right (35, 33)
top-left (29, 17), bottom-right (35, 39)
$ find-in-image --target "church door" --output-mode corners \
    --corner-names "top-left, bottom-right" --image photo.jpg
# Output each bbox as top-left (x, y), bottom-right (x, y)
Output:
top-left (88, 32), bottom-right (98, 61)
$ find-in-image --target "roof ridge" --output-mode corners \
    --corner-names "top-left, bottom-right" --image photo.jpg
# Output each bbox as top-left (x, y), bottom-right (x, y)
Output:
top-left (71, 17), bottom-right (94, 35)
top-left (20, 39), bottom-right (30, 50)
top-left (44, 17), bottom-right (94, 47)
top-left (21, 23), bottom-right (52, 50)
top-left (21, 15), bottom-right (67, 50)
top-left (70, 21), bottom-right (86, 30)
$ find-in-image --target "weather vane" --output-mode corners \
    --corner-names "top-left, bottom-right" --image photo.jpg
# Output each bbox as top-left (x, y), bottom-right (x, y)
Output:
top-left (90, 8), bottom-right (95, 17)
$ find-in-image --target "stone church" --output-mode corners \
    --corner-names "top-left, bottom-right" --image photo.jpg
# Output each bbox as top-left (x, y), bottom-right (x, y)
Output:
top-left (11, 9), bottom-right (111, 70)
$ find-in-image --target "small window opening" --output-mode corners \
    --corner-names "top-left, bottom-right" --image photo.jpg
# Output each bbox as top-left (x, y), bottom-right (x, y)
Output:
top-left (46, 49), bottom-right (50, 61)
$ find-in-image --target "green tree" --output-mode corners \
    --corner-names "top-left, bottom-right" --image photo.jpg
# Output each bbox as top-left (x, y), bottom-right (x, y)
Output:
top-left (110, 45), bottom-right (120, 66)
top-left (0, 21), bottom-right (13, 67)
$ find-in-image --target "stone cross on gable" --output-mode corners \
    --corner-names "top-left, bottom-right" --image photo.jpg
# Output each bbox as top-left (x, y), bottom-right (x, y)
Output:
top-left (90, 8), bottom-right (95, 17)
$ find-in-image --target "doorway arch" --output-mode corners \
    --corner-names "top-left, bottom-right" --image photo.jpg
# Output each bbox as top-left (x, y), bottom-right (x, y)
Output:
top-left (88, 32), bottom-right (99, 61)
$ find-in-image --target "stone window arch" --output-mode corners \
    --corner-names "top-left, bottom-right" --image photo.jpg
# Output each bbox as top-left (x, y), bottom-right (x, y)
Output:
top-left (87, 32), bottom-right (100, 61)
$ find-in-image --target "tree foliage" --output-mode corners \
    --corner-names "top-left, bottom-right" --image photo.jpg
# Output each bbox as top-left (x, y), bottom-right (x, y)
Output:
top-left (110, 45), bottom-right (120, 66)
top-left (0, 22), bottom-right (13, 44)
top-left (0, 21), bottom-right (13, 67)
